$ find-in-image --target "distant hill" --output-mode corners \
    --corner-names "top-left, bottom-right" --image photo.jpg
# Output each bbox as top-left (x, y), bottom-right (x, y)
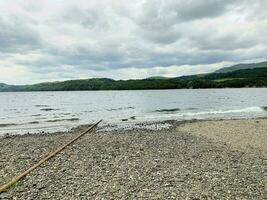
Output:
top-left (146, 76), bottom-right (169, 80)
top-left (1, 66), bottom-right (267, 91)
top-left (0, 83), bottom-right (7, 86)
top-left (215, 61), bottom-right (267, 73)
top-left (0, 83), bottom-right (11, 89)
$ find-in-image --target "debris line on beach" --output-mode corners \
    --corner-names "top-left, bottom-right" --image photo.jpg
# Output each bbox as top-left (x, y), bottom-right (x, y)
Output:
top-left (0, 120), bottom-right (102, 193)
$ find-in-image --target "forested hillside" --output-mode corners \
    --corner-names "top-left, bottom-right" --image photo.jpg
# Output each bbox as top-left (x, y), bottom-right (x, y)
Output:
top-left (1, 67), bottom-right (267, 92)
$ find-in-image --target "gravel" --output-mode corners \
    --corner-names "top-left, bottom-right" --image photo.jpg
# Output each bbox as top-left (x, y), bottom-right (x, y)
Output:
top-left (0, 119), bottom-right (266, 199)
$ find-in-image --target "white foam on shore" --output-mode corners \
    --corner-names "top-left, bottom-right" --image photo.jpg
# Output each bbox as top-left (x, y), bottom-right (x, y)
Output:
top-left (137, 106), bottom-right (266, 122)
top-left (181, 106), bottom-right (264, 116)
top-left (174, 106), bottom-right (262, 117)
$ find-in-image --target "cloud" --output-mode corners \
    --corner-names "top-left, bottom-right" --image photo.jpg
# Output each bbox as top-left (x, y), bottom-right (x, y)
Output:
top-left (0, 0), bottom-right (266, 84)
top-left (0, 16), bottom-right (42, 53)
top-left (136, 0), bottom-right (236, 30)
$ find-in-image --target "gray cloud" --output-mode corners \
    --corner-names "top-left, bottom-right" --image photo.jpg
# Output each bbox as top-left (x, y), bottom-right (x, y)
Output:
top-left (0, 0), bottom-right (266, 84)
top-left (0, 16), bottom-right (42, 53)
top-left (136, 0), bottom-right (236, 30)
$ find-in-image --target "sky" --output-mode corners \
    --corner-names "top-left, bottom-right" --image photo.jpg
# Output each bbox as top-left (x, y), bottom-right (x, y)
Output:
top-left (0, 0), bottom-right (266, 85)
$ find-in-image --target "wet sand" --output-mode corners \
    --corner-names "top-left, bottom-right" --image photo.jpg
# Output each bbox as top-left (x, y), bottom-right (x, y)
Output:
top-left (0, 119), bottom-right (266, 199)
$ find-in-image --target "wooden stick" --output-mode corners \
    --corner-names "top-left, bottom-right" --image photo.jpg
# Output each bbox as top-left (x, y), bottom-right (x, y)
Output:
top-left (0, 120), bottom-right (102, 193)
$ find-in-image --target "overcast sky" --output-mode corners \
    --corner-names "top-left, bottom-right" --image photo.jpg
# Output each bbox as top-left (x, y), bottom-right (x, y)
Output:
top-left (0, 0), bottom-right (266, 84)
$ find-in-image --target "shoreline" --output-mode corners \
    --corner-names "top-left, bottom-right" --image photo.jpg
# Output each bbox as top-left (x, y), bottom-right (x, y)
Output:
top-left (0, 118), bottom-right (266, 199)
top-left (1, 116), bottom-right (267, 138)
top-left (1, 87), bottom-right (267, 93)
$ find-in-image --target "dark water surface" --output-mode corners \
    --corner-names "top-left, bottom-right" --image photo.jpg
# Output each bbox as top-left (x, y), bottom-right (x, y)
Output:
top-left (0, 88), bottom-right (267, 134)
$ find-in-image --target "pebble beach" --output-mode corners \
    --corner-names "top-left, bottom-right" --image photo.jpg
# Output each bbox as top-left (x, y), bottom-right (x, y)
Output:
top-left (0, 119), bottom-right (266, 199)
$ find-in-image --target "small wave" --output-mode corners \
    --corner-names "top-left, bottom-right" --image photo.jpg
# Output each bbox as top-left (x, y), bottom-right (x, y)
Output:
top-left (35, 105), bottom-right (49, 107)
top-left (121, 116), bottom-right (136, 122)
top-left (3, 109), bottom-right (17, 111)
top-left (182, 106), bottom-right (264, 116)
top-left (40, 108), bottom-right (59, 111)
top-left (130, 116), bottom-right (136, 120)
top-left (154, 108), bottom-right (180, 113)
top-left (46, 119), bottom-right (64, 123)
top-left (186, 107), bottom-right (198, 110)
top-left (28, 121), bottom-right (40, 124)
top-left (139, 106), bottom-right (265, 122)
top-left (0, 125), bottom-right (64, 131)
top-left (261, 107), bottom-right (267, 111)
top-left (0, 123), bottom-right (17, 127)
top-left (62, 113), bottom-right (72, 115)
top-left (46, 118), bottom-right (79, 123)
top-left (83, 110), bottom-right (94, 113)
top-left (36, 117), bottom-right (47, 120)
top-left (31, 114), bottom-right (42, 117)
top-left (107, 106), bottom-right (135, 111)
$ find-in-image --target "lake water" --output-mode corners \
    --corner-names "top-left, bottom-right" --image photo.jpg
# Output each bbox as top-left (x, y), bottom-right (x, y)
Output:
top-left (0, 88), bottom-right (267, 135)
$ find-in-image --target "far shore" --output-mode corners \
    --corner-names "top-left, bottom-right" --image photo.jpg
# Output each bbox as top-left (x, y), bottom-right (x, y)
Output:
top-left (0, 118), bottom-right (266, 199)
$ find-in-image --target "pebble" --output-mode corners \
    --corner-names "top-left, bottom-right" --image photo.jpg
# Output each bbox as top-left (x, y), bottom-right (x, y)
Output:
top-left (0, 120), bottom-right (266, 199)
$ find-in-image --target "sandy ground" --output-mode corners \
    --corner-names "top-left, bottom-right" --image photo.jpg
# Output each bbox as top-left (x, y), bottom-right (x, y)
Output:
top-left (178, 119), bottom-right (267, 154)
top-left (0, 119), bottom-right (266, 199)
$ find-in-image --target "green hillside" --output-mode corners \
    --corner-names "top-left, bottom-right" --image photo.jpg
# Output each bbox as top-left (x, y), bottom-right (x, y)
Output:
top-left (214, 61), bottom-right (267, 73)
top-left (1, 66), bottom-right (267, 92)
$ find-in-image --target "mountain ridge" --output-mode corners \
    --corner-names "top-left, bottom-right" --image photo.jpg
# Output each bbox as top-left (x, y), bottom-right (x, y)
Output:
top-left (1, 61), bottom-right (267, 91)
top-left (214, 61), bottom-right (267, 73)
